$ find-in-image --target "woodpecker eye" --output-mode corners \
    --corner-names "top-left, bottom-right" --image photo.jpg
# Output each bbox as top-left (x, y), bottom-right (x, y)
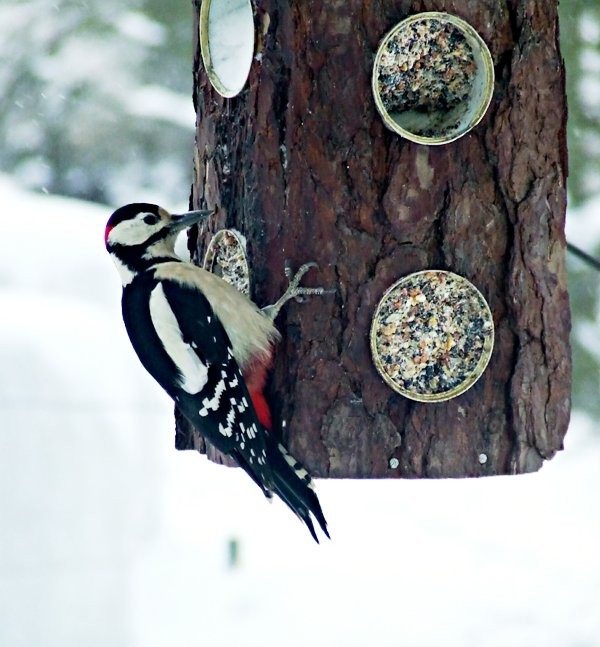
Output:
top-left (143, 214), bottom-right (160, 225)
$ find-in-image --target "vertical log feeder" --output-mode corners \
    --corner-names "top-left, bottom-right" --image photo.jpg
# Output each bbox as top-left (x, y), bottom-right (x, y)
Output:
top-left (176, 0), bottom-right (571, 478)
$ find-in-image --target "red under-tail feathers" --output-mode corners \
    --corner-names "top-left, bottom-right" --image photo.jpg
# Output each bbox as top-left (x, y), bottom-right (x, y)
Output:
top-left (243, 355), bottom-right (273, 430)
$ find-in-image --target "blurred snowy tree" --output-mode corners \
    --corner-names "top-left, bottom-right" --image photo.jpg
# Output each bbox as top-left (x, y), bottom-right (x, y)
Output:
top-left (560, 0), bottom-right (600, 207)
top-left (560, 3), bottom-right (600, 417)
top-left (0, 0), bottom-right (194, 205)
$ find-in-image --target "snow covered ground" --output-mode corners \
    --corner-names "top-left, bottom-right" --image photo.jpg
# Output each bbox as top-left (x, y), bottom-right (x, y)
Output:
top-left (1, 175), bottom-right (599, 647)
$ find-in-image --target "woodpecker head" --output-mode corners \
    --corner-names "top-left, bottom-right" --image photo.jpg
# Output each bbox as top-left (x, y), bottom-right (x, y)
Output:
top-left (104, 203), bottom-right (212, 284)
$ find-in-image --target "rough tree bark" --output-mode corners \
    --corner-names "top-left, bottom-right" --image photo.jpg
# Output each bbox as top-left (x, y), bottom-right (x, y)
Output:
top-left (176, 0), bottom-right (571, 479)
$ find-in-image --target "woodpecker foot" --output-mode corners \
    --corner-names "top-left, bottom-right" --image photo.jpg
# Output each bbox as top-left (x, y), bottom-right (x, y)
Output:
top-left (263, 262), bottom-right (334, 321)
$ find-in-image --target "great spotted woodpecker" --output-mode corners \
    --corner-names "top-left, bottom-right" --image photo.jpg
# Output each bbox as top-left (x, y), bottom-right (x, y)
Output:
top-left (104, 203), bottom-right (329, 541)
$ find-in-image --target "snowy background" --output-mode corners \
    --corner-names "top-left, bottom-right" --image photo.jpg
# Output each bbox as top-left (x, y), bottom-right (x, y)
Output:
top-left (1, 2), bottom-right (600, 646)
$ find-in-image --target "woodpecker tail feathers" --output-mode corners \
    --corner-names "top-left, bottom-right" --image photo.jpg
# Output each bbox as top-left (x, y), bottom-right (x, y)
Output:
top-left (267, 442), bottom-right (329, 543)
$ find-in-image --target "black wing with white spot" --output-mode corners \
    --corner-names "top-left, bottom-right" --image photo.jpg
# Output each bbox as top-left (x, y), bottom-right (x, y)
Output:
top-left (151, 276), bottom-right (273, 490)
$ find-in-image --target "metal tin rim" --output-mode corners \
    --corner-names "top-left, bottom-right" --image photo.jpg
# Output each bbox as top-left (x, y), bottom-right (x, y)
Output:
top-left (371, 11), bottom-right (495, 145)
top-left (370, 270), bottom-right (495, 402)
top-left (202, 228), bottom-right (251, 295)
top-left (199, 0), bottom-right (255, 98)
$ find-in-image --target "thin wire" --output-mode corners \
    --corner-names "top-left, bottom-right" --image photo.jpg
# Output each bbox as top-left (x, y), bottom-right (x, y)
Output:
top-left (567, 241), bottom-right (600, 272)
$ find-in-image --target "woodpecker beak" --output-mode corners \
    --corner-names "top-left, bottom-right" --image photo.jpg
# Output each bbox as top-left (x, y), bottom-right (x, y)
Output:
top-left (169, 209), bottom-right (213, 232)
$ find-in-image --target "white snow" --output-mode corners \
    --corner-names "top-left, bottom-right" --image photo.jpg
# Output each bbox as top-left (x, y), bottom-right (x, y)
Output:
top-left (116, 11), bottom-right (166, 47)
top-left (580, 12), bottom-right (600, 44)
top-left (121, 84), bottom-right (196, 129)
top-left (1, 175), bottom-right (599, 647)
top-left (566, 191), bottom-right (600, 251)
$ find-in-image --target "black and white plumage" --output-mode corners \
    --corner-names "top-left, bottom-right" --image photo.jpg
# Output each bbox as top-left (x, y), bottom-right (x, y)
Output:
top-left (104, 203), bottom-right (329, 541)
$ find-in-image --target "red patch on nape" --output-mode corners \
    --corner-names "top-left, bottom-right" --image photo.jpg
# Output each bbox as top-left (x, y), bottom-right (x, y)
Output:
top-left (249, 389), bottom-right (272, 430)
top-left (104, 224), bottom-right (114, 246)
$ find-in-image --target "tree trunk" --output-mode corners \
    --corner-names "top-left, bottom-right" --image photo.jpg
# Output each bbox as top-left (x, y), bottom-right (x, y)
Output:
top-left (177, 0), bottom-right (571, 479)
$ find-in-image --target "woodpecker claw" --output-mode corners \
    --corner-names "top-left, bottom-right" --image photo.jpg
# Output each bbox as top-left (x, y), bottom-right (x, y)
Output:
top-left (263, 262), bottom-right (334, 321)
